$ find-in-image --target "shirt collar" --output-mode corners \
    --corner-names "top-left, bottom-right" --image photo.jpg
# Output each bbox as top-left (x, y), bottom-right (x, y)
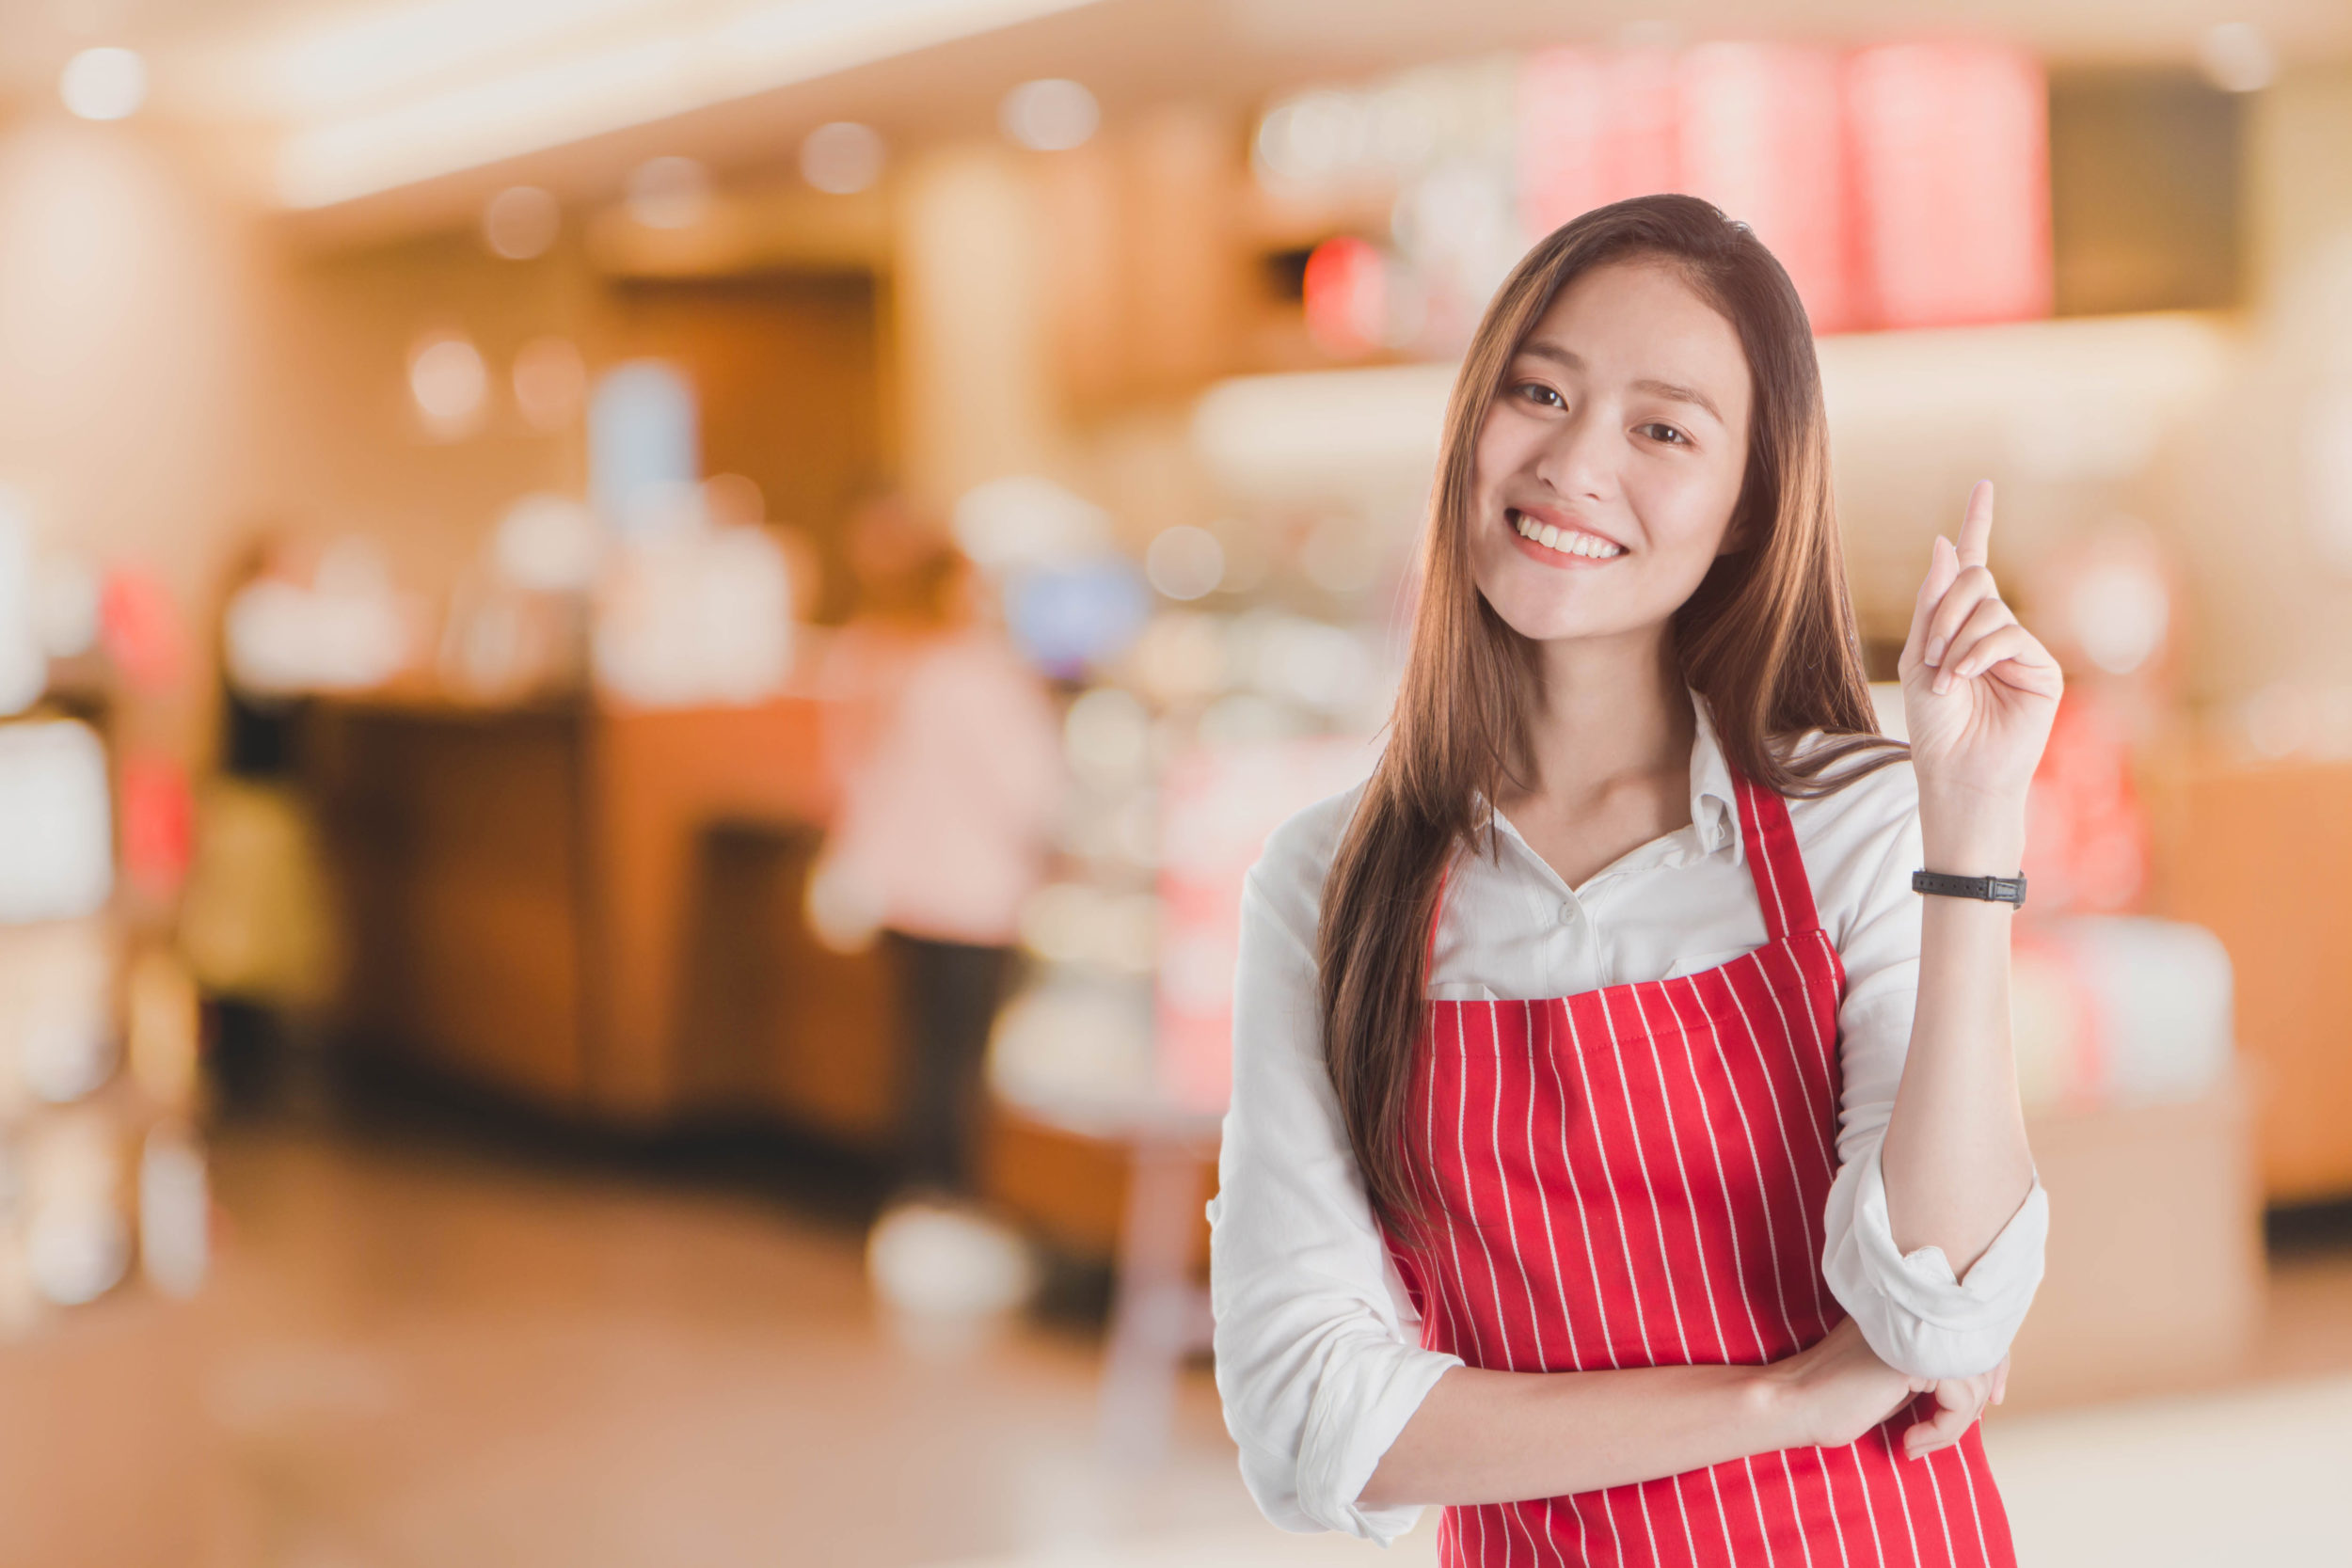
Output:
top-left (1686, 688), bottom-right (1740, 860)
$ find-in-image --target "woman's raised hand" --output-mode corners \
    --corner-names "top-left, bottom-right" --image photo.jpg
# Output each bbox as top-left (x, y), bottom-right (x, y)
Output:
top-left (1898, 481), bottom-right (2063, 814)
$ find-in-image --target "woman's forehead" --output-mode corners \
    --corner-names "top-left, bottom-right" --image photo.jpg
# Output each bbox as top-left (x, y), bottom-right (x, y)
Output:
top-left (1516, 261), bottom-right (1748, 408)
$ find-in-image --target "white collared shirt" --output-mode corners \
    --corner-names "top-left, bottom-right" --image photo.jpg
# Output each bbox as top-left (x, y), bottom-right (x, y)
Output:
top-left (1207, 693), bottom-right (2048, 1544)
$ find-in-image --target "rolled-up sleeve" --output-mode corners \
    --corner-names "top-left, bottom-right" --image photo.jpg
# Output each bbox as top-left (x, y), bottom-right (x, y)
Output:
top-left (1210, 800), bottom-right (1461, 1544)
top-left (1808, 760), bottom-right (2048, 1382)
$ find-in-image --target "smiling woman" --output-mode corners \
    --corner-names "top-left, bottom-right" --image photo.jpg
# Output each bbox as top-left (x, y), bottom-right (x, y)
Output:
top-left (1210, 195), bottom-right (2059, 1568)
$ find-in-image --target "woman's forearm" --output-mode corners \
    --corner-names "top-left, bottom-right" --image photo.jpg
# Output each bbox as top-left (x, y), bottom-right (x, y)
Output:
top-left (1877, 788), bottom-right (2037, 1275)
top-left (1358, 1360), bottom-right (1794, 1511)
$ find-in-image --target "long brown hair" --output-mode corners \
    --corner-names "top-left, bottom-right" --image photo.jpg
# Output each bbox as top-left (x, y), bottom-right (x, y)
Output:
top-left (1318, 193), bottom-right (1899, 1237)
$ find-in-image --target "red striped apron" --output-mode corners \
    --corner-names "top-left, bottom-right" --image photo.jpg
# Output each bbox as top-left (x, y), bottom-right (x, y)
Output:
top-left (1386, 774), bottom-right (2016, 1567)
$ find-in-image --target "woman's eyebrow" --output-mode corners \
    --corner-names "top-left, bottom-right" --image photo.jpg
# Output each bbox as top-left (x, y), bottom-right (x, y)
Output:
top-left (1515, 341), bottom-right (1724, 424)
top-left (1634, 379), bottom-right (1723, 423)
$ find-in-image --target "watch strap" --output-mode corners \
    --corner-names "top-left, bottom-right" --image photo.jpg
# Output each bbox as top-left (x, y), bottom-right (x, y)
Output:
top-left (1912, 869), bottom-right (2027, 907)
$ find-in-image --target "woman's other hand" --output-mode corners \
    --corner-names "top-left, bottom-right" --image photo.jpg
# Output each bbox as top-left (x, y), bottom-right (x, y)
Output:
top-left (1898, 481), bottom-right (2064, 818)
top-left (1901, 1356), bottom-right (2009, 1462)
top-left (1765, 1318), bottom-right (1931, 1450)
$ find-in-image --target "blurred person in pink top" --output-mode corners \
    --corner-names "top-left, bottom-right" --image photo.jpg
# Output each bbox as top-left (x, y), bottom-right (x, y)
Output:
top-left (819, 493), bottom-right (1065, 1198)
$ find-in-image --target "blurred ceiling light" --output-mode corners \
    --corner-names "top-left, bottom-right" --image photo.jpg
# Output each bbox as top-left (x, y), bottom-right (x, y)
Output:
top-left (2198, 23), bottom-right (2275, 93)
top-left (482, 184), bottom-right (561, 259)
top-left (265, 0), bottom-right (659, 115)
top-left (627, 155), bottom-right (711, 229)
top-left (408, 331), bottom-right (489, 431)
top-left (270, 0), bottom-right (1099, 210)
top-left (999, 77), bottom-right (1098, 151)
top-left (512, 335), bottom-right (588, 431)
top-left (58, 46), bottom-right (146, 121)
top-left (59, 45), bottom-right (146, 120)
top-left (799, 119), bottom-right (886, 193)
top-left (1145, 525), bottom-right (1224, 600)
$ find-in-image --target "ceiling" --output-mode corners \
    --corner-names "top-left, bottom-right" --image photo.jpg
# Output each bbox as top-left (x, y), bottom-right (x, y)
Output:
top-left (5, 0), bottom-right (2346, 245)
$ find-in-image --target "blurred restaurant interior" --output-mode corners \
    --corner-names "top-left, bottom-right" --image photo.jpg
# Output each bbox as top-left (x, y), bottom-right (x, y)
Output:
top-left (4, 0), bottom-right (2352, 1562)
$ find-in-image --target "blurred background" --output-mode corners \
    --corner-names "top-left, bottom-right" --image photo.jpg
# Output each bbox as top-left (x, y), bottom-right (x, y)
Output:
top-left (1, 1), bottom-right (2350, 1563)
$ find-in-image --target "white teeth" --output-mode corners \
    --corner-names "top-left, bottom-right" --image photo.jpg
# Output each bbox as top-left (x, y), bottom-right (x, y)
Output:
top-left (1512, 510), bottom-right (1622, 560)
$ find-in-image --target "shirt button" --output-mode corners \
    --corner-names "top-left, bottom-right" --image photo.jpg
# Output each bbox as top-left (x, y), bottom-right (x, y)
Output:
top-left (1558, 901), bottom-right (1576, 924)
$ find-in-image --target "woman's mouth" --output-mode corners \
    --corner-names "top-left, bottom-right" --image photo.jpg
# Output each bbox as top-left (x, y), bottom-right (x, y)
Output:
top-left (1508, 509), bottom-right (1625, 561)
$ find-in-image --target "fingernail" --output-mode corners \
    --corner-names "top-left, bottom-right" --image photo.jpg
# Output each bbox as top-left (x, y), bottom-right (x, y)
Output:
top-left (1925, 639), bottom-right (1945, 666)
top-left (1933, 670), bottom-right (1951, 695)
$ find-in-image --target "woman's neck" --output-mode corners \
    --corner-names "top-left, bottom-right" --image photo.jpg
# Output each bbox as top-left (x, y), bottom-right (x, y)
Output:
top-left (1497, 627), bottom-right (1696, 888)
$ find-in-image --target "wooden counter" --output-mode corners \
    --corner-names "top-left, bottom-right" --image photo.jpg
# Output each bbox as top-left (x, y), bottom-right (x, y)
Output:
top-left (307, 693), bottom-right (895, 1139)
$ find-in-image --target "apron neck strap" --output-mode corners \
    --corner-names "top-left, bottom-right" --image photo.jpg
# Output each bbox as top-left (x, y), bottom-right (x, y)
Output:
top-left (1733, 772), bottom-right (1820, 943)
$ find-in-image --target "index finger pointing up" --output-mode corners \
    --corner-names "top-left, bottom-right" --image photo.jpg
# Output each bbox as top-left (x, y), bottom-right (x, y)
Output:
top-left (1956, 480), bottom-right (1995, 568)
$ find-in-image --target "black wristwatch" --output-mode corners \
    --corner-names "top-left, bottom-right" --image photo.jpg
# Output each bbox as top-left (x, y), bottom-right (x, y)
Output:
top-left (1912, 870), bottom-right (2027, 908)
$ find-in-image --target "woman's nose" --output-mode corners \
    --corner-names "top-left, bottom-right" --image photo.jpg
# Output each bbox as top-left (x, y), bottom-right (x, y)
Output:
top-left (1531, 409), bottom-right (1614, 501)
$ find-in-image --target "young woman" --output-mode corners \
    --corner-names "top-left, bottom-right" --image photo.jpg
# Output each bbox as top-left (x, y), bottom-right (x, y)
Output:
top-left (1210, 194), bottom-right (2058, 1566)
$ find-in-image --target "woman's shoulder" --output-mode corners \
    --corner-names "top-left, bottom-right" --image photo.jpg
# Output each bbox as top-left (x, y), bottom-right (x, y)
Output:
top-left (1243, 782), bottom-right (1375, 955)
top-left (1779, 731), bottom-right (1920, 845)
top-left (1253, 780), bottom-right (1371, 894)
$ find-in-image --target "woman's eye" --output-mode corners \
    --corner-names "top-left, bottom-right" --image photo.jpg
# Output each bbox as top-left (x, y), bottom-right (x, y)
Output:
top-left (1515, 382), bottom-right (1565, 409)
top-left (1639, 422), bottom-right (1690, 446)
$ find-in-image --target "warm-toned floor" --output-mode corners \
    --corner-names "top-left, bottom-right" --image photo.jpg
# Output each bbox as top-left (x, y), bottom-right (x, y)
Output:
top-left (7, 1118), bottom-right (2352, 1568)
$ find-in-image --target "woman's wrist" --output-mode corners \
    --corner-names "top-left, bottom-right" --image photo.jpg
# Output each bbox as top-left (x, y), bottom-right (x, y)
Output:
top-left (1916, 784), bottom-right (2027, 876)
top-left (1742, 1360), bottom-right (1819, 1451)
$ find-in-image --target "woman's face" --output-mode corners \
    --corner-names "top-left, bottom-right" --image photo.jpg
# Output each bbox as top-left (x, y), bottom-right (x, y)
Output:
top-left (1468, 259), bottom-right (1755, 647)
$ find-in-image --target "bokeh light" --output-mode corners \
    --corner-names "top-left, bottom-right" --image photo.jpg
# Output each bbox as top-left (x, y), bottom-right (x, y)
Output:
top-left (952, 475), bottom-right (1110, 571)
top-left (512, 334), bottom-right (588, 431)
top-left (1000, 78), bottom-right (1100, 151)
top-left (800, 121), bottom-right (886, 194)
top-left (1302, 235), bottom-right (1386, 356)
top-left (482, 184), bottom-right (561, 260)
top-left (1254, 90), bottom-right (1364, 185)
top-left (408, 331), bottom-right (489, 430)
top-left (627, 155), bottom-right (712, 230)
top-left (493, 494), bottom-right (603, 594)
top-left (58, 47), bottom-right (146, 121)
top-left (1144, 525), bottom-right (1224, 600)
top-left (1005, 560), bottom-right (1150, 675)
top-left (0, 496), bottom-right (41, 716)
top-left (0, 722), bottom-right (113, 924)
top-left (2200, 23), bottom-right (2275, 93)
top-left (2068, 561), bottom-right (2171, 676)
